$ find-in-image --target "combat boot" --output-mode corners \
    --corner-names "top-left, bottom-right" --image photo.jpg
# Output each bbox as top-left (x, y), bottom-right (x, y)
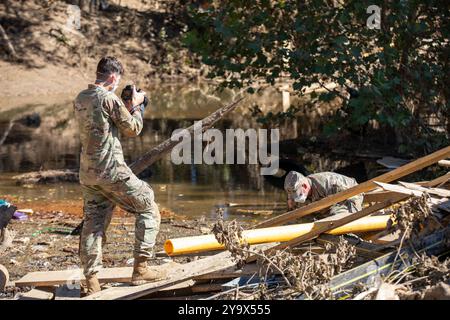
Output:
top-left (131, 257), bottom-right (167, 286)
top-left (84, 274), bottom-right (101, 296)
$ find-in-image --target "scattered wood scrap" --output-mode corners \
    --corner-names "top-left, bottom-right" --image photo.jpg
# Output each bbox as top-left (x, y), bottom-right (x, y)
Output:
top-left (83, 244), bottom-right (273, 300)
top-left (12, 169), bottom-right (79, 185)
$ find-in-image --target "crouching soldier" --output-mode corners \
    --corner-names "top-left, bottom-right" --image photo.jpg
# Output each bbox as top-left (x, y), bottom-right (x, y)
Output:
top-left (73, 56), bottom-right (166, 296)
top-left (284, 171), bottom-right (363, 217)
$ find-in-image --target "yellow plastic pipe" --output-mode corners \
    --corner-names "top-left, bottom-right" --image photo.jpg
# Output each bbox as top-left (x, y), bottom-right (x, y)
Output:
top-left (164, 215), bottom-right (391, 255)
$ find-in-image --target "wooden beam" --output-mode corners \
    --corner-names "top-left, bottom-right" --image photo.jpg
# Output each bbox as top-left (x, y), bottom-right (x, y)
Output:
top-left (364, 172), bottom-right (450, 203)
top-left (374, 181), bottom-right (424, 197)
top-left (251, 194), bottom-right (408, 260)
top-left (0, 264), bottom-right (9, 291)
top-left (398, 181), bottom-right (450, 198)
top-left (255, 146), bottom-right (450, 229)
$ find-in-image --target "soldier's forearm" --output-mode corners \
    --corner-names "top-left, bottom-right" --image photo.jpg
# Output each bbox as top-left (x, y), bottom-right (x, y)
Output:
top-left (119, 112), bottom-right (143, 137)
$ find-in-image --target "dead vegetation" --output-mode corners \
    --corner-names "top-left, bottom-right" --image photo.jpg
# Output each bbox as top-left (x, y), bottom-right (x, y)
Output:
top-left (211, 209), bottom-right (357, 300)
top-left (390, 194), bottom-right (434, 240)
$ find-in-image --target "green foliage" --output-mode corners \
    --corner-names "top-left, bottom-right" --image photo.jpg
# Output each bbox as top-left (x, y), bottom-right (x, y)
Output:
top-left (184, 0), bottom-right (449, 155)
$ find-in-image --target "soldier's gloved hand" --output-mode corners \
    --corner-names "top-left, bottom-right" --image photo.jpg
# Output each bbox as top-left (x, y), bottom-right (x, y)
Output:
top-left (132, 85), bottom-right (146, 107)
top-left (129, 85), bottom-right (148, 116)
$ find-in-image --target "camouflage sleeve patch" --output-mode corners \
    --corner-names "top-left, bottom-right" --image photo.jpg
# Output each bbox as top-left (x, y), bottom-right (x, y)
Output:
top-left (103, 93), bottom-right (143, 137)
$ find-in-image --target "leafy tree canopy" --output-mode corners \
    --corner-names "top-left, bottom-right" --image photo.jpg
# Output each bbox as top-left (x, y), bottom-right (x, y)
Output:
top-left (184, 0), bottom-right (449, 155)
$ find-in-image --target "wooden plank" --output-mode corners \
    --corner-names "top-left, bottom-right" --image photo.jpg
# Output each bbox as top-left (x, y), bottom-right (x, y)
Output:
top-left (129, 97), bottom-right (245, 174)
top-left (364, 190), bottom-right (404, 203)
top-left (15, 267), bottom-right (133, 287)
top-left (419, 172), bottom-right (450, 187)
top-left (17, 289), bottom-right (54, 300)
top-left (438, 160), bottom-right (450, 168)
top-left (0, 264), bottom-right (9, 291)
top-left (398, 181), bottom-right (450, 198)
top-left (82, 251), bottom-right (234, 300)
top-left (251, 193), bottom-right (409, 259)
top-left (376, 156), bottom-right (410, 169)
top-left (316, 234), bottom-right (385, 259)
top-left (374, 181), bottom-right (424, 197)
top-left (255, 146), bottom-right (450, 229)
top-left (257, 173), bottom-right (448, 260)
top-left (364, 172), bottom-right (450, 202)
top-left (326, 226), bottom-right (450, 299)
top-left (195, 263), bottom-right (259, 280)
top-left (82, 244), bottom-right (273, 300)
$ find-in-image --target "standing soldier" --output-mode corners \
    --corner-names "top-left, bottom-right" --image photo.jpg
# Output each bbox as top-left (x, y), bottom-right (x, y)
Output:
top-left (73, 56), bottom-right (166, 296)
top-left (284, 171), bottom-right (363, 216)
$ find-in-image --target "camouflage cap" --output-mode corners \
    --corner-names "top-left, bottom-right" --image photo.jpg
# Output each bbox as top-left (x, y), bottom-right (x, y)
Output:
top-left (284, 171), bottom-right (308, 200)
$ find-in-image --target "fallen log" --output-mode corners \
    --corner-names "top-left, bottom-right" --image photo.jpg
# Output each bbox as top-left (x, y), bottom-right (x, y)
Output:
top-left (13, 169), bottom-right (79, 185)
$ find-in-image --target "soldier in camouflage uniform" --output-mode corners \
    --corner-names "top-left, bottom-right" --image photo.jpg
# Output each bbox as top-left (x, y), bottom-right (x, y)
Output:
top-left (284, 171), bottom-right (363, 217)
top-left (73, 56), bottom-right (166, 295)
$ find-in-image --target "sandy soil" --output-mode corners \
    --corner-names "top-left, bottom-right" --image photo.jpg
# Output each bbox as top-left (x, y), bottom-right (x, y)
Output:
top-left (0, 0), bottom-right (203, 110)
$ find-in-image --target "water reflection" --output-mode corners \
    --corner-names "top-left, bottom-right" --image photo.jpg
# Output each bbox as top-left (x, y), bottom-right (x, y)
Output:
top-left (0, 83), bottom-right (367, 219)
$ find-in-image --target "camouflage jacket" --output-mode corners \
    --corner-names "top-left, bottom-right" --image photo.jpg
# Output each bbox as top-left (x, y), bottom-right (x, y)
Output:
top-left (73, 84), bottom-right (143, 185)
top-left (308, 172), bottom-right (359, 201)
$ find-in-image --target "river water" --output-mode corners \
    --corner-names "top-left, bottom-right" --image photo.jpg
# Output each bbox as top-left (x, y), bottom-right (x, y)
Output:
top-left (0, 83), bottom-right (377, 221)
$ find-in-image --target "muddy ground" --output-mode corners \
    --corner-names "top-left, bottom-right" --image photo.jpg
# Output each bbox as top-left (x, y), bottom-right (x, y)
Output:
top-left (0, 205), bottom-right (245, 299)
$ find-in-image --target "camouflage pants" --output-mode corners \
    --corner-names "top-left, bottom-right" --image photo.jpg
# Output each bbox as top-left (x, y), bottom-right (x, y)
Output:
top-left (79, 175), bottom-right (160, 276)
top-left (329, 195), bottom-right (363, 216)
